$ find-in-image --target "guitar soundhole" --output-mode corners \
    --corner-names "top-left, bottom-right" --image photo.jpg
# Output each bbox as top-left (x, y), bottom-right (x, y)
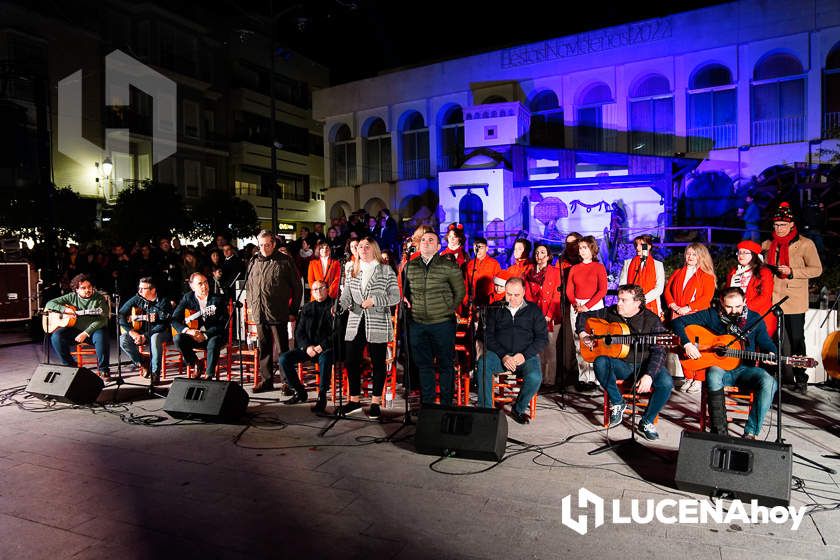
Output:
top-left (713, 347), bottom-right (727, 357)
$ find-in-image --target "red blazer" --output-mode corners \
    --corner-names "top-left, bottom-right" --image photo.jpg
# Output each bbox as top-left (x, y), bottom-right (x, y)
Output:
top-left (726, 266), bottom-right (777, 337)
top-left (664, 266), bottom-right (715, 312)
top-left (526, 265), bottom-right (562, 324)
top-left (307, 258), bottom-right (341, 300)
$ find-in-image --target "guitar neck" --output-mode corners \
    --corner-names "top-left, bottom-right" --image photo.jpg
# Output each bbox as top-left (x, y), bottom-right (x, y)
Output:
top-left (597, 335), bottom-right (673, 346)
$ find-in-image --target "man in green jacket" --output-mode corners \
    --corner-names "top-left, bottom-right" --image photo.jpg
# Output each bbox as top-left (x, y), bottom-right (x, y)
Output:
top-left (44, 273), bottom-right (111, 379)
top-left (405, 228), bottom-right (466, 405)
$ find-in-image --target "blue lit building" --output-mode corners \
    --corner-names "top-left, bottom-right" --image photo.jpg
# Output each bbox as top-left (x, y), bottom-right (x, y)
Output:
top-left (313, 0), bottom-right (840, 266)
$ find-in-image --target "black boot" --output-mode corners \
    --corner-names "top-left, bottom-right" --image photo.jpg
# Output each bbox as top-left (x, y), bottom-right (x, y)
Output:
top-left (311, 390), bottom-right (327, 413)
top-left (707, 389), bottom-right (728, 435)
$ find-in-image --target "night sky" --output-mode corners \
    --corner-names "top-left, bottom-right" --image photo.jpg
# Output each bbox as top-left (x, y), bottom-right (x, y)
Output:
top-left (254, 0), bottom-right (733, 84)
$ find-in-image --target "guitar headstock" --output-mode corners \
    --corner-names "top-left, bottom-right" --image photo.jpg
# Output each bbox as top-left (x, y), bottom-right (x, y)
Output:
top-left (785, 355), bottom-right (818, 369)
top-left (655, 334), bottom-right (681, 347)
top-left (206, 305), bottom-right (216, 316)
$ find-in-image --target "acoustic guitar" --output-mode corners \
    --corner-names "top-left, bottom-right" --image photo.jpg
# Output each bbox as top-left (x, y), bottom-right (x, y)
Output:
top-left (821, 330), bottom-right (840, 381)
top-left (42, 306), bottom-right (104, 334)
top-left (580, 317), bottom-right (680, 363)
top-left (679, 324), bottom-right (817, 374)
top-left (129, 306), bottom-right (158, 331)
top-left (171, 305), bottom-right (217, 338)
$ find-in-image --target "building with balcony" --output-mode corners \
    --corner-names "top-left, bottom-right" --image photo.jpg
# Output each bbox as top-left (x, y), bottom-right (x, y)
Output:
top-left (313, 0), bottom-right (840, 252)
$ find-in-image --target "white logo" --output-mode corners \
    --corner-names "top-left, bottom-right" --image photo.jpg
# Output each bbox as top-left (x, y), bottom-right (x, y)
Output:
top-left (58, 50), bottom-right (177, 167)
top-left (560, 487), bottom-right (807, 535)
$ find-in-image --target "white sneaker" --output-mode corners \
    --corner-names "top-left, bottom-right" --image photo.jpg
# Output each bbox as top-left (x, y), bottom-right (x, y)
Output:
top-left (681, 379), bottom-right (699, 393)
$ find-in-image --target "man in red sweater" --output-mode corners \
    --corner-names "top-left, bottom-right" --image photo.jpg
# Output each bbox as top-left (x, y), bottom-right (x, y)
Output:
top-left (465, 237), bottom-right (501, 308)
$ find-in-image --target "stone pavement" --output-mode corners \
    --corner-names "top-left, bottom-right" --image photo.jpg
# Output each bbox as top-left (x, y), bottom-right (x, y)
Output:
top-left (1, 342), bottom-right (840, 559)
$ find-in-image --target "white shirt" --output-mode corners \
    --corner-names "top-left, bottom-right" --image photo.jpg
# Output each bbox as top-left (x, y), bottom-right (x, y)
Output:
top-left (682, 265), bottom-right (697, 290)
top-left (360, 260), bottom-right (377, 292)
top-left (506, 301), bottom-right (525, 318)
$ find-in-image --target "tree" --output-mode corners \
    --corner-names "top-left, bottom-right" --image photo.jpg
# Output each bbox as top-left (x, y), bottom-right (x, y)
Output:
top-left (106, 181), bottom-right (189, 243)
top-left (0, 185), bottom-right (98, 242)
top-left (186, 189), bottom-right (259, 240)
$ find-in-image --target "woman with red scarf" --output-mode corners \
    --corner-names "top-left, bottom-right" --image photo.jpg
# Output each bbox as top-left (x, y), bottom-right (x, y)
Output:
top-left (761, 202), bottom-right (822, 392)
top-left (619, 235), bottom-right (665, 318)
top-left (525, 243), bottom-right (563, 385)
top-left (727, 240), bottom-right (776, 337)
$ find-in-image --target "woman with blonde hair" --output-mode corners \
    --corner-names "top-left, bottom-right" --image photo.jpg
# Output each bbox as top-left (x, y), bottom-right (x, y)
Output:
top-left (664, 242), bottom-right (716, 319)
top-left (339, 236), bottom-right (401, 419)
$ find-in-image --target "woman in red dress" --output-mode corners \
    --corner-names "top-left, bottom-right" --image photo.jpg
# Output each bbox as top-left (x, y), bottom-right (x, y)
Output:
top-left (726, 240), bottom-right (776, 337)
top-left (525, 243), bottom-right (562, 385)
top-left (565, 236), bottom-right (608, 387)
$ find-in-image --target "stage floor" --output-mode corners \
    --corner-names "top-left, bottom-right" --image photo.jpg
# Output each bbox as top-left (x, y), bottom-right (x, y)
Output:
top-left (2, 342), bottom-right (840, 559)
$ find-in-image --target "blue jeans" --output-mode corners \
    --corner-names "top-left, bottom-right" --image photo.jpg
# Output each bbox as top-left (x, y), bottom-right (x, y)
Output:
top-left (120, 331), bottom-right (172, 375)
top-left (593, 356), bottom-right (673, 424)
top-left (51, 327), bottom-right (110, 373)
top-left (475, 351), bottom-right (541, 414)
top-left (410, 319), bottom-right (456, 405)
top-left (706, 365), bottom-right (777, 436)
top-left (278, 348), bottom-right (334, 393)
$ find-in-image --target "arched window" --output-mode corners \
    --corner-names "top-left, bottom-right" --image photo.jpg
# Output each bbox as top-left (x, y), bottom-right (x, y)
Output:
top-left (751, 52), bottom-right (806, 145)
top-left (400, 112), bottom-right (430, 180)
top-left (459, 192), bottom-right (484, 243)
top-left (823, 41), bottom-right (840, 137)
top-left (331, 124), bottom-right (356, 186)
top-left (362, 117), bottom-right (391, 183)
top-left (529, 90), bottom-right (564, 147)
top-left (481, 95), bottom-right (507, 104)
top-left (438, 105), bottom-right (464, 171)
top-left (576, 82), bottom-right (617, 152)
top-left (687, 64), bottom-right (737, 151)
top-left (628, 74), bottom-right (674, 155)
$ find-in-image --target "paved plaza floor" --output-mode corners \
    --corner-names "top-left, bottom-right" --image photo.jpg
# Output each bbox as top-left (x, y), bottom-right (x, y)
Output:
top-left (2, 340), bottom-right (840, 559)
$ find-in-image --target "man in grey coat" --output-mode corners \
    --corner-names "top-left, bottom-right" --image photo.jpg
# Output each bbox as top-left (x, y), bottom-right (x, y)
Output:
top-left (246, 230), bottom-right (303, 393)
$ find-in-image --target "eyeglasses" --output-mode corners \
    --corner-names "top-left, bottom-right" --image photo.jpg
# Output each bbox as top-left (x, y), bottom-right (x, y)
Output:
top-left (139, 286), bottom-right (153, 291)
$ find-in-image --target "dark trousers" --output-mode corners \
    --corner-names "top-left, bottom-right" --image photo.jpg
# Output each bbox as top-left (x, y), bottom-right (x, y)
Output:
top-left (173, 333), bottom-right (224, 378)
top-left (278, 348), bottom-right (334, 393)
top-left (345, 319), bottom-right (387, 397)
top-left (780, 312), bottom-right (807, 384)
top-left (51, 327), bottom-right (110, 373)
top-left (409, 318), bottom-right (456, 405)
top-left (256, 322), bottom-right (289, 383)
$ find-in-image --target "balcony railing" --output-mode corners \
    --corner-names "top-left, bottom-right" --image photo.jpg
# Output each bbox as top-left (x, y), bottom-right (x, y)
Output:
top-left (751, 116), bottom-right (805, 145)
top-left (823, 112), bottom-right (840, 138)
top-left (687, 123), bottom-right (737, 152)
top-left (363, 163), bottom-right (393, 184)
top-left (401, 158), bottom-right (430, 180)
top-left (438, 153), bottom-right (463, 171)
top-left (576, 128), bottom-right (618, 153)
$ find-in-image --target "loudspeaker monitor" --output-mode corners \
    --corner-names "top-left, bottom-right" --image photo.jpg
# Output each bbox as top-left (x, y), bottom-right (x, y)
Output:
top-left (164, 378), bottom-right (249, 422)
top-left (675, 431), bottom-right (792, 506)
top-left (26, 364), bottom-right (104, 404)
top-left (415, 404), bottom-right (508, 461)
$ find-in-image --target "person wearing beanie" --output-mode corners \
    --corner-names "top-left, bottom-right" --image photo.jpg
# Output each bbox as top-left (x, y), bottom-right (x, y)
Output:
top-left (726, 240), bottom-right (776, 337)
top-left (761, 202), bottom-right (822, 393)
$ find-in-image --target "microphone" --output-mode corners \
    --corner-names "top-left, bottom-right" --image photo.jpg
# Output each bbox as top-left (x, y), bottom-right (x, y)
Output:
top-left (641, 243), bottom-right (649, 261)
top-left (407, 245), bottom-right (416, 256)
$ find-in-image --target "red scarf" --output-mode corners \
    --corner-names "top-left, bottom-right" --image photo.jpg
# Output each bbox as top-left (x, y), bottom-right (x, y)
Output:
top-left (767, 225), bottom-right (797, 270)
top-left (626, 256), bottom-right (660, 315)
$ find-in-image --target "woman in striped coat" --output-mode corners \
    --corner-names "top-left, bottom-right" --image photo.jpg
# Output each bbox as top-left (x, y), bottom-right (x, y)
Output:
top-left (339, 237), bottom-right (401, 419)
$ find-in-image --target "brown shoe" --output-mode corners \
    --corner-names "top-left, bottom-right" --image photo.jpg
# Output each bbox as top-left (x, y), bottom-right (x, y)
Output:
top-left (98, 371), bottom-right (112, 381)
top-left (253, 380), bottom-right (275, 394)
top-left (139, 366), bottom-right (150, 379)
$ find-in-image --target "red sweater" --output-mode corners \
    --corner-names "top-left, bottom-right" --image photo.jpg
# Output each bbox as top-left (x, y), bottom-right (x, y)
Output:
top-left (566, 261), bottom-right (608, 309)
top-left (465, 256), bottom-right (501, 306)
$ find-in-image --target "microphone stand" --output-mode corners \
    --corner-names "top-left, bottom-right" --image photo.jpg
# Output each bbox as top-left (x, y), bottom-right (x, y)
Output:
top-left (589, 331), bottom-right (664, 458)
top-left (630, 254), bottom-right (646, 287)
top-left (386, 250), bottom-right (417, 441)
top-left (319, 254), bottom-right (370, 437)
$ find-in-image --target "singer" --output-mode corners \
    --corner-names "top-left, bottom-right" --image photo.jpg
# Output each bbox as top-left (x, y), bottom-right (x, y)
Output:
top-left (618, 235), bottom-right (665, 319)
top-left (761, 202), bottom-right (822, 393)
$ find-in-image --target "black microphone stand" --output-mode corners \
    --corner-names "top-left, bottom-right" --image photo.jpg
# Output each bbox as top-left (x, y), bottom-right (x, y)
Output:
top-left (386, 249), bottom-right (417, 441)
top-left (589, 331), bottom-right (664, 457)
top-left (554, 258), bottom-right (571, 409)
top-left (319, 254), bottom-right (370, 436)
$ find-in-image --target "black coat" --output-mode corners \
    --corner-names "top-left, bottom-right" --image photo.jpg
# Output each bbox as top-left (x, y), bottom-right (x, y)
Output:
top-left (485, 301), bottom-right (548, 360)
top-left (172, 292), bottom-right (229, 339)
top-left (118, 294), bottom-right (173, 335)
top-left (295, 297), bottom-right (334, 351)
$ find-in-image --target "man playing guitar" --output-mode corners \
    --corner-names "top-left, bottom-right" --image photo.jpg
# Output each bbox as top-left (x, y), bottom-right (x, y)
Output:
top-left (44, 273), bottom-right (111, 380)
top-left (577, 284), bottom-right (674, 441)
top-left (672, 287), bottom-right (778, 440)
top-left (172, 273), bottom-right (229, 380)
top-left (118, 277), bottom-right (173, 385)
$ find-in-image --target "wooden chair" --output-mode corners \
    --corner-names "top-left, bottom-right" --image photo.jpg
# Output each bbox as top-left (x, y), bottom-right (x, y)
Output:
top-left (226, 302), bottom-right (260, 387)
top-left (692, 369), bottom-right (755, 432)
top-left (492, 371), bottom-right (538, 419)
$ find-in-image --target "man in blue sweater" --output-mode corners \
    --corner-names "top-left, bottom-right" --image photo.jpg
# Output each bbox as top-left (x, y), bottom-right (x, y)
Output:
top-left (475, 277), bottom-right (547, 424)
top-left (672, 287), bottom-right (778, 439)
